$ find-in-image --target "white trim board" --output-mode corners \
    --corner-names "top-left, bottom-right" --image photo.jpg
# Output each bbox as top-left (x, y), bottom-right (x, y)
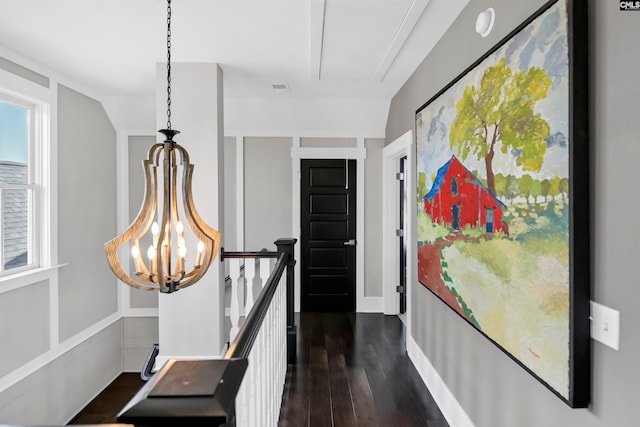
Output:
top-left (0, 312), bottom-right (121, 392)
top-left (382, 131), bottom-right (411, 315)
top-left (291, 142), bottom-right (373, 312)
top-left (382, 130), bottom-right (414, 336)
top-left (407, 335), bottom-right (475, 427)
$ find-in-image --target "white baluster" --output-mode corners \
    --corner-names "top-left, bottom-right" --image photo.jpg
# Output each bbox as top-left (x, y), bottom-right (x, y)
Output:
top-left (236, 372), bottom-right (248, 427)
top-left (250, 349), bottom-right (258, 427)
top-left (233, 259), bottom-right (291, 426)
top-left (229, 259), bottom-right (241, 341)
top-left (259, 258), bottom-right (270, 290)
top-left (277, 276), bottom-right (286, 406)
top-left (256, 325), bottom-right (263, 426)
top-left (279, 277), bottom-right (286, 419)
top-left (245, 258), bottom-right (257, 314)
top-left (267, 298), bottom-right (274, 424)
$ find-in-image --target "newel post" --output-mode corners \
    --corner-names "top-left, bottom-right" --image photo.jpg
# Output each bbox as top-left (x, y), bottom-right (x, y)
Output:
top-left (275, 238), bottom-right (297, 364)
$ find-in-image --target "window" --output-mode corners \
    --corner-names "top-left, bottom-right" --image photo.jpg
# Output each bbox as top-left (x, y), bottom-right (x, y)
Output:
top-left (451, 177), bottom-right (458, 196)
top-left (0, 93), bottom-right (38, 274)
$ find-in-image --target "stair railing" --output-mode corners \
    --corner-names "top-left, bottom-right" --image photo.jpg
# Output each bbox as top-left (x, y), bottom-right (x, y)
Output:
top-left (117, 238), bottom-right (297, 427)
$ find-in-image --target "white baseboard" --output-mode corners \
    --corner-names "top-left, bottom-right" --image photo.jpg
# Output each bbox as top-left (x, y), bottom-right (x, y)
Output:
top-left (358, 296), bottom-right (383, 313)
top-left (407, 336), bottom-right (475, 427)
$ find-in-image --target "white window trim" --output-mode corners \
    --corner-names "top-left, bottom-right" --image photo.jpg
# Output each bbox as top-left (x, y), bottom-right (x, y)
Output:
top-left (0, 66), bottom-right (56, 289)
top-left (0, 92), bottom-right (39, 275)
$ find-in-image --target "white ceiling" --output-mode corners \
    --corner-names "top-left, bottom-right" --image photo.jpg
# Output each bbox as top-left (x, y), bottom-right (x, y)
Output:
top-left (0, 0), bottom-right (468, 100)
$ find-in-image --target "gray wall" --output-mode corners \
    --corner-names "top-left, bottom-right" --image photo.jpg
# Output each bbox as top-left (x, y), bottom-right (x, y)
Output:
top-left (58, 84), bottom-right (118, 340)
top-left (224, 136), bottom-right (238, 250)
top-left (0, 60), bottom-right (122, 425)
top-left (386, 1), bottom-right (639, 426)
top-left (244, 137), bottom-right (293, 251)
top-left (0, 281), bottom-right (49, 378)
top-left (364, 138), bottom-right (384, 298)
top-left (123, 317), bottom-right (158, 372)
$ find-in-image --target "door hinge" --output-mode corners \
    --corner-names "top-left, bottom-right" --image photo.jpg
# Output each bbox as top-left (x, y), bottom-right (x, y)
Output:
top-left (396, 229), bottom-right (404, 237)
top-left (396, 172), bottom-right (405, 181)
top-left (396, 285), bottom-right (405, 294)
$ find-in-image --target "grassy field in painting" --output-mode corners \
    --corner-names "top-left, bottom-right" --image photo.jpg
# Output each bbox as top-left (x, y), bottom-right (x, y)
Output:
top-left (417, 199), bottom-right (570, 395)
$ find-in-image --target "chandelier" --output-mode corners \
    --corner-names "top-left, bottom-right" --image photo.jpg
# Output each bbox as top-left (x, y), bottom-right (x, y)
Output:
top-left (105, 0), bottom-right (221, 293)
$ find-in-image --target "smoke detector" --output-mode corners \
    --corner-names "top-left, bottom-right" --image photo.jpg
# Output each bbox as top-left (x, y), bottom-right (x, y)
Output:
top-left (476, 8), bottom-right (495, 37)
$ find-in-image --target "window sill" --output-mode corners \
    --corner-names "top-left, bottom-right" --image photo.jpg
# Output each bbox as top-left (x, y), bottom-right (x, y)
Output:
top-left (0, 263), bottom-right (68, 294)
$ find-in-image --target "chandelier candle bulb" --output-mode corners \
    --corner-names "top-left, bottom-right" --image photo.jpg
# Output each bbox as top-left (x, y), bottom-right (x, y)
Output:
top-left (151, 221), bottom-right (160, 248)
top-left (177, 245), bottom-right (187, 273)
top-left (131, 244), bottom-right (143, 274)
top-left (147, 245), bottom-right (156, 275)
top-left (195, 241), bottom-right (204, 267)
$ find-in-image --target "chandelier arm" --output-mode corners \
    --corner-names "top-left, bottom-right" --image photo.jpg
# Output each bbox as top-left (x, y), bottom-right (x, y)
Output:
top-left (105, 144), bottom-right (164, 290)
top-left (169, 148), bottom-right (185, 281)
top-left (132, 238), bottom-right (153, 280)
top-left (155, 144), bottom-right (175, 292)
top-left (105, 253), bottom-right (158, 291)
top-left (134, 150), bottom-right (162, 284)
top-left (135, 151), bottom-right (162, 244)
top-left (170, 149), bottom-right (180, 226)
top-left (174, 147), bottom-right (221, 291)
top-left (179, 149), bottom-right (221, 249)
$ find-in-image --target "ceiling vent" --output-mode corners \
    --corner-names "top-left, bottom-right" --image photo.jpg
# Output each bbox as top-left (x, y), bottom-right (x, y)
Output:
top-left (271, 83), bottom-right (290, 93)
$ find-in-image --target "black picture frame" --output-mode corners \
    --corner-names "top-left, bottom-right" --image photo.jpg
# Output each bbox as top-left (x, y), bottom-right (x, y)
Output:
top-left (414, 0), bottom-right (589, 407)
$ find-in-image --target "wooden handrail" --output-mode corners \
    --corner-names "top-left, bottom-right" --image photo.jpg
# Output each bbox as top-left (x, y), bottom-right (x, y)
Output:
top-left (219, 248), bottom-right (278, 260)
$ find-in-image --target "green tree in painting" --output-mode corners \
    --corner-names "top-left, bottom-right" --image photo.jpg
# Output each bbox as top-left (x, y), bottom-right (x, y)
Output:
top-left (550, 176), bottom-right (562, 201)
top-left (504, 174), bottom-right (519, 203)
top-left (530, 179), bottom-right (542, 204)
top-left (494, 173), bottom-right (506, 199)
top-left (541, 178), bottom-right (551, 202)
top-left (449, 58), bottom-right (552, 196)
top-left (519, 174), bottom-right (534, 206)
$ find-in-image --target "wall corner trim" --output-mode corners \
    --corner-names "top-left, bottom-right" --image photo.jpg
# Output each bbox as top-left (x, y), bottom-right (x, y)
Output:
top-left (407, 335), bottom-right (476, 427)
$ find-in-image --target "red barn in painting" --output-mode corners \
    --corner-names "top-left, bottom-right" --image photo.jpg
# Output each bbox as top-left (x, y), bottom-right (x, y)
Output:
top-left (424, 155), bottom-right (508, 233)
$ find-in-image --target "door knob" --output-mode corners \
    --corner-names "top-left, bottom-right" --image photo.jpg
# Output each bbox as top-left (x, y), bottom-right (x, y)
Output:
top-left (343, 239), bottom-right (356, 246)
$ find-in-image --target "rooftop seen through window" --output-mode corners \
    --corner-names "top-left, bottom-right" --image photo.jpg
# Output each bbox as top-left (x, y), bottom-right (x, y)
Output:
top-left (0, 98), bottom-right (30, 272)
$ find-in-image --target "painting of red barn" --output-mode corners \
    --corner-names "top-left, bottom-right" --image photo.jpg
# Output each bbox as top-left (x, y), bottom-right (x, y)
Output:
top-left (414, 0), bottom-right (590, 408)
top-left (424, 155), bottom-right (507, 235)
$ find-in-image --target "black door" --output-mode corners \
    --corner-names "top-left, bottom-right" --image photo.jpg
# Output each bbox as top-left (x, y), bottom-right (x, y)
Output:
top-left (301, 159), bottom-right (356, 312)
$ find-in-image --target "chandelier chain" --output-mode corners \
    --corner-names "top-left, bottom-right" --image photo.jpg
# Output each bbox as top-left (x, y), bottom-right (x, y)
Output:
top-left (166, 0), bottom-right (172, 130)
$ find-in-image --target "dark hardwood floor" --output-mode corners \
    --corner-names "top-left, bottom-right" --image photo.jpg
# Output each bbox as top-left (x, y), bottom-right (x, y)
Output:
top-left (69, 313), bottom-right (447, 426)
top-left (278, 312), bottom-right (448, 427)
top-left (68, 374), bottom-right (144, 425)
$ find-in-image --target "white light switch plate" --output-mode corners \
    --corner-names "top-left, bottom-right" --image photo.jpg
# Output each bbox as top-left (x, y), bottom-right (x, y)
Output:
top-left (590, 301), bottom-right (620, 350)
